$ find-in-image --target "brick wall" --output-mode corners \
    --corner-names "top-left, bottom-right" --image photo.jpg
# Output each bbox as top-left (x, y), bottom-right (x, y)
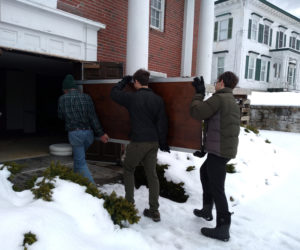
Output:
top-left (58, 0), bottom-right (201, 77)
top-left (58, 0), bottom-right (128, 66)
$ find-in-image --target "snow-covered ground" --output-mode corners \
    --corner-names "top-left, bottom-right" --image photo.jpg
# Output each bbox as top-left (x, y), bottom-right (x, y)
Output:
top-left (0, 128), bottom-right (300, 250)
top-left (1, 91), bottom-right (300, 250)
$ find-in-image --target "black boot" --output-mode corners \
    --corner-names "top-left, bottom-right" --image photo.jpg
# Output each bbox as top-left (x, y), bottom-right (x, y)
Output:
top-left (193, 204), bottom-right (213, 221)
top-left (201, 212), bottom-right (231, 242)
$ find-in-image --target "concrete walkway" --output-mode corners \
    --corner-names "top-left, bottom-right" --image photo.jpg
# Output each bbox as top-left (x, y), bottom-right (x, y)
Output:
top-left (5, 155), bottom-right (123, 188)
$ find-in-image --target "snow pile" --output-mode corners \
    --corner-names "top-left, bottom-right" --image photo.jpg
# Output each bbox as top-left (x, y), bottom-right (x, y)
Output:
top-left (249, 91), bottom-right (300, 106)
top-left (0, 128), bottom-right (300, 250)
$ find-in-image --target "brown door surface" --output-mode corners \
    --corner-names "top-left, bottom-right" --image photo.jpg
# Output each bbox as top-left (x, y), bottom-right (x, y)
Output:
top-left (83, 78), bottom-right (202, 151)
top-left (83, 62), bottom-right (123, 162)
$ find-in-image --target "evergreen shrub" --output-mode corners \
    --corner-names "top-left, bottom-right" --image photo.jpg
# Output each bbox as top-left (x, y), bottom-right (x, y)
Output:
top-left (186, 166), bottom-right (195, 172)
top-left (23, 232), bottom-right (37, 250)
top-left (134, 163), bottom-right (189, 203)
top-left (226, 163), bottom-right (236, 173)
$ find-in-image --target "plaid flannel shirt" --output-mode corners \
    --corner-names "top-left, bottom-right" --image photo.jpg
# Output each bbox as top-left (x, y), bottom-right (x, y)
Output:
top-left (58, 89), bottom-right (104, 137)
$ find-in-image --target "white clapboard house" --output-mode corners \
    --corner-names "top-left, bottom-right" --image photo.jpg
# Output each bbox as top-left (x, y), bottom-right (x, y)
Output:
top-left (212, 0), bottom-right (300, 91)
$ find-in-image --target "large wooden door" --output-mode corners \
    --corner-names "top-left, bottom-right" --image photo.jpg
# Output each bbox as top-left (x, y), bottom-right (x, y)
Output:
top-left (83, 62), bottom-right (123, 162)
top-left (82, 77), bottom-right (202, 152)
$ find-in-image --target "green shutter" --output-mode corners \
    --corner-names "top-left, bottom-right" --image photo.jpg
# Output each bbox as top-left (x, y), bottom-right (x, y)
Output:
top-left (276, 32), bottom-right (279, 48)
top-left (267, 61), bottom-right (270, 82)
top-left (245, 56), bottom-right (249, 79)
top-left (297, 40), bottom-right (300, 50)
top-left (228, 18), bottom-right (233, 39)
top-left (248, 19), bottom-right (252, 39)
top-left (255, 58), bottom-right (261, 81)
top-left (214, 21), bottom-right (218, 41)
top-left (258, 24), bottom-right (264, 43)
top-left (269, 29), bottom-right (273, 46)
top-left (284, 34), bottom-right (286, 47)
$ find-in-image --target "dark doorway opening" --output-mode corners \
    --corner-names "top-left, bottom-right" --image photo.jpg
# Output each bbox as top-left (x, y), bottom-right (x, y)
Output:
top-left (0, 48), bottom-right (81, 161)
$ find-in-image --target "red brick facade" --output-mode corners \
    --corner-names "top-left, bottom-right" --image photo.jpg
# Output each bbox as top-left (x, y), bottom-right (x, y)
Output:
top-left (57, 0), bottom-right (200, 77)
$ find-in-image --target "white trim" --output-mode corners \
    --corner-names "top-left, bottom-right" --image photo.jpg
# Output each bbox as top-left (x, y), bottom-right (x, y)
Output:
top-left (0, 0), bottom-right (105, 61)
top-left (15, 0), bottom-right (105, 29)
top-left (181, 0), bottom-right (195, 77)
top-left (149, 70), bottom-right (167, 78)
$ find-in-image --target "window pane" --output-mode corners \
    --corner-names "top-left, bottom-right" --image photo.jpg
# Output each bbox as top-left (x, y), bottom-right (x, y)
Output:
top-left (252, 20), bottom-right (257, 40)
top-left (260, 60), bottom-right (266, 81)
top-left (217, 57), bottom-right (225, 77)
top-left (264, 25), bottom-right (269, 45)
top-left (219, 20), bottom-right (229, 41)
top-left (248, 57), bottom-right (255, 79)
top-left (150, 0), bottom-right (164, 30)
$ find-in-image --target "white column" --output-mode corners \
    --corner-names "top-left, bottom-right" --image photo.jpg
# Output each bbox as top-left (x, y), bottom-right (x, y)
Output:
top-left (196, 0), bottom-right (214, 83)
top-left (181, 0), bottom-right (195, 77)
top-left (126, 0), bottom-right (149, 75)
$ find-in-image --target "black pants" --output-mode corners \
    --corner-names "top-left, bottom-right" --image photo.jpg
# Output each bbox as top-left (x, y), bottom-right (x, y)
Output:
top-left (200, 153), bottom-right (230, 214)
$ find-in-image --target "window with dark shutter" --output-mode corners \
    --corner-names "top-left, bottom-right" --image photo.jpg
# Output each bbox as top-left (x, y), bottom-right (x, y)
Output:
top-left (214, 21), bottom-right (218, 41)
top-left (267, 61), bottom-right (270, 82)
top-left (248, 19), bottom-right (252, 39)
top-left (228, 18), bottom-right (233, 39)
top-left (255, 58), bottom-right (261, 81)
top-left (245, 56), bottom-right (249, 79)
top-left (269, 29), bottom-right (273, 47)
top-left (258, 24), bottom-right (264, 43)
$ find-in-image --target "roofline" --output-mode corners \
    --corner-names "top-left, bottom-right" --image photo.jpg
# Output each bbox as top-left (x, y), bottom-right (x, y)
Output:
top-left (215, 0), bottom-right (300, 23)
top-left (258, 0), bottom-right (300, 23)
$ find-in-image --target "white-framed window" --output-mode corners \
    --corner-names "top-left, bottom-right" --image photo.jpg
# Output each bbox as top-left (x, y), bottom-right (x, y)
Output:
top-left (219, 19), bottom-right (229, 41)
top-left (150, 0), bottom-right (165, 31)
top-left (287, 65), bottom-right (296, 86)
top-left (214, 17), bottom-right (233, 42)
top-left (263, 25), bottom-right (270, 45)
top-left (251, 19), bottom-right (258, 40)
top-left (290, 36), bottom-right (296, 49)
top-left (217, 56), bottom-right (225, 77)
top-left (248, 56), bottom-right (255, 79)
top-left (260, 60), bottom-right (267, 81)
top-left (276, 31), bottom-right (285, 48)
top-left (273, 63), bottom-right (281, 79)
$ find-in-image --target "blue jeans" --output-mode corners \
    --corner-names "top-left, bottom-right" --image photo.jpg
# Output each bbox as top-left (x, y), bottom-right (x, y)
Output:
top-left (68, 130), bottom-right (95, 183)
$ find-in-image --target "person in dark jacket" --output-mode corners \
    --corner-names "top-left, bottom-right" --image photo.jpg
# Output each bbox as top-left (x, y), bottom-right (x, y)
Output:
top-left (190, 71), bottom-right (240, 241)
top-left (58, 74), bottom-right (109, 184)
top-left (111, 69), bottom-right (170, 222)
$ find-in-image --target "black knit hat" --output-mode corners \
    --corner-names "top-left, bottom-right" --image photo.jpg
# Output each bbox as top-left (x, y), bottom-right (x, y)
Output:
top-left (62, 74), bottom-right (77, 90)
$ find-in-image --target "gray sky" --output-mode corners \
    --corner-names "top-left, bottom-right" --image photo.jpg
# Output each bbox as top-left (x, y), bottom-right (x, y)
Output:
top-left (214, 0), bottom-right (300, 18)
top-left (267, 0), bottom-right (300, 18)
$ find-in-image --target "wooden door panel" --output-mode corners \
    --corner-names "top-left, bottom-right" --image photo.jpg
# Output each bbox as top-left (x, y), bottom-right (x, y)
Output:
top-left (84, 79), bottom-right (202, 151)
top-left (83, 62), bottom-right (123, 162)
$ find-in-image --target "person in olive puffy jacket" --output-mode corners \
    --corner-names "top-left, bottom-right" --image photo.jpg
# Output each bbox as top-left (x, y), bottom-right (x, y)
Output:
top-left (190, 71), bottom-right (240, 242)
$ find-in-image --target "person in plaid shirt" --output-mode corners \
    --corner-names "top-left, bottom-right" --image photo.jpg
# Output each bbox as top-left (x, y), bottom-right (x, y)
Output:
top-left (58, 74), bottom-right (109, 183)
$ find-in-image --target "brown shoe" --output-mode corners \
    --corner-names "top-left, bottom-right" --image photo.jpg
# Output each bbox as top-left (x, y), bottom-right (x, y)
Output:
top-left (143, 209), bottom-right (161, 222)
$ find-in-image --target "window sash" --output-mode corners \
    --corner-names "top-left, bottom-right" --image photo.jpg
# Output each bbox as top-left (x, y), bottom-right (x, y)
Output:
top-left (263, 25), bottom-right (269, 45)
top-left (150, 0), bottom-right (164, 30)
top-left (219, 20), bottom-right (229, 41)
top-left (260, 60), bottom-right (267, 81)
top-left (278, 32), bottom-right (284, 48)
top-left (248, 57), bottom-right (255, 79)
top-left (251, 20), bottom-right (258, 40)
top-left (290, 37), bottom-right (296, 49)
top-left (217, 57), bottom-right (225, 77)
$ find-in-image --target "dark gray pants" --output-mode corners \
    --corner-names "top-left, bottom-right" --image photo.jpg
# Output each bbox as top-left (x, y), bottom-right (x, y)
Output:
top-left (200, 153), bottom-right (230, 215)
top-left (123, 142), bottom-right (159, 211)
